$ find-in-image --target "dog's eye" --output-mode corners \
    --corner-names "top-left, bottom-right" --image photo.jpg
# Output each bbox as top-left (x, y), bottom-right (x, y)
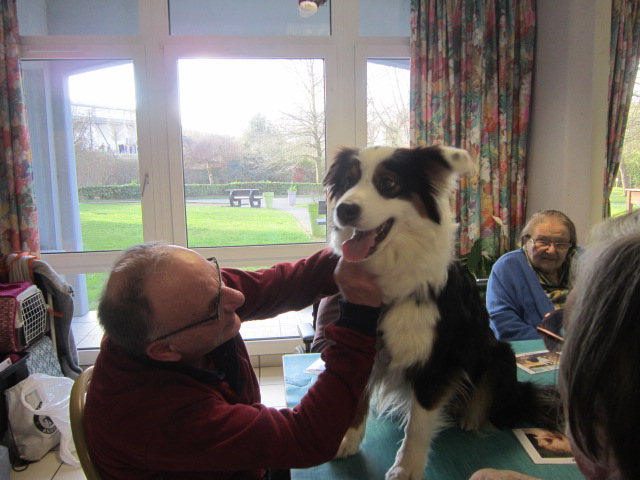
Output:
top-left (379, 175), bottom-right (398, 192)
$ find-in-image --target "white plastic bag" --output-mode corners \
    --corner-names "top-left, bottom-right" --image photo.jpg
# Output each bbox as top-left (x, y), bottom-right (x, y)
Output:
top-left (5, 373), bottom-right (79, 467)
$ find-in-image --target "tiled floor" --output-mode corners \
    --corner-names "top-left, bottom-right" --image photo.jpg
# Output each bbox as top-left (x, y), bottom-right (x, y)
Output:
top-left (10, 364), bottom-right (287, 479)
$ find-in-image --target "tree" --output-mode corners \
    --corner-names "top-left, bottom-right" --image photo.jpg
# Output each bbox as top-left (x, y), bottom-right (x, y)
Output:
top-left (621, 76), bottom-right (640, 189)
top-left (280, 59), bottom-right (326, 183)
top-left (182, 132), bottom-right (243, 184)
top-left (72, 106), bottom-right (96, 151)
top-left (241, 114), bottom-right (293, 182)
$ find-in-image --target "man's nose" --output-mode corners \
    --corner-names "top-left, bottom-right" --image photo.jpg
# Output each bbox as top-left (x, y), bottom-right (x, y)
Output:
top-left (223, 287), bottom-right (245, 310)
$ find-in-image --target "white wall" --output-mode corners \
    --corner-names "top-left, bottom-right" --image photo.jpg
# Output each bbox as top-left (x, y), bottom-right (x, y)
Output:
top-left (527, 0), bottom-right (611, 242)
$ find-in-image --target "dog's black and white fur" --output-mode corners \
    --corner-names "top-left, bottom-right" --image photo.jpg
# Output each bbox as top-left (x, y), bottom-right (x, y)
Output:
top-left (324, 145), bottom-right (558, 480)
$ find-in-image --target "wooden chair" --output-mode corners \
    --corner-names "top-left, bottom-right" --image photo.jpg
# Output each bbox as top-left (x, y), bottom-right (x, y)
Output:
top-left (70, 366), bottom-right (103, 480)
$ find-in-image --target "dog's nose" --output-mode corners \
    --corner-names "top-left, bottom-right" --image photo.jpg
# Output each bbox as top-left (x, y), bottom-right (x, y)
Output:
top-left (336, 203), bottom-right (360, 224)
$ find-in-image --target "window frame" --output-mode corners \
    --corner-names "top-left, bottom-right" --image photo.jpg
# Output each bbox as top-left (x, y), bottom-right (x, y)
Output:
top-left (18, 0), bottom-right (409, 285)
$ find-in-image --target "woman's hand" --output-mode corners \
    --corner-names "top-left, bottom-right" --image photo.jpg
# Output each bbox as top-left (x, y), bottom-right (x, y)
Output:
top-left (469, 469), bottom-right (542, 480)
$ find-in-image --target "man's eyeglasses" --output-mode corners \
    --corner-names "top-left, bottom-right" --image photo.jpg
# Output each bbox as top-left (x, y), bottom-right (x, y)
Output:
top-left (149, 257), bottom-right (223, 342)
top-left (530, 238), bottom-right (572, 252)
top-left (536, 309), bottom-right (565, 353)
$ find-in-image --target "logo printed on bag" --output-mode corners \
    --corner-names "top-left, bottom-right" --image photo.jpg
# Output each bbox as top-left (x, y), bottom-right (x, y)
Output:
top-left (32, 401), bottom-right (57, 435)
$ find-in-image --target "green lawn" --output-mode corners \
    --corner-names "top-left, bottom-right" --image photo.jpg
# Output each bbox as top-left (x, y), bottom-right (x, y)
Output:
top-left (79, 202), bottom-right (310, 251)
top-left (185, 204), bottom-right (310, 246)
top-left (610, 186), bottom-right (626, 204)
top-left (610, 186), bottom-right (638, 217)
top-left (85, 272), bottom-right (109, 310)
top-left (79, 202), bottom-right (312, 308)
top-left (80, 203), bottom-right (143, 250)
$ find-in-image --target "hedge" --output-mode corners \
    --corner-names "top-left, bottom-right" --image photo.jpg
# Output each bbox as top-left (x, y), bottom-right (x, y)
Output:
top-left (78, 182), bottom-right (324, 201)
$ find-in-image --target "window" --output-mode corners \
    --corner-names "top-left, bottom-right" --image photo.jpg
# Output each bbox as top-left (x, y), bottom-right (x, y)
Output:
top-left (177, 58), bottom-right (327, 247)
top-left (25, 60), bottom-right (141, 254)
top-left (367, 59), bottom-right (411, 146)
top-left (17, 0), bottom-right (410, 348)
top-left (359, 0), bottom-right (411, 37)
top-left (17, 0), bottom-right (138, 35)
top-left (169, 0), bottom-right (331, 36)
top-left (618, 68), bottom-right (640, 216)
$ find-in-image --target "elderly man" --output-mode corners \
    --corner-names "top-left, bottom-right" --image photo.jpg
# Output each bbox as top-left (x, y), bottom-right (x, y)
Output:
top-left (84, 242), bottom-right (382, 479)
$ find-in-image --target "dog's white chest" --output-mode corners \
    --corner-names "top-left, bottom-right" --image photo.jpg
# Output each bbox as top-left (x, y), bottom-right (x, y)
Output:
top-left (378, 298), bottom-right (440, 370)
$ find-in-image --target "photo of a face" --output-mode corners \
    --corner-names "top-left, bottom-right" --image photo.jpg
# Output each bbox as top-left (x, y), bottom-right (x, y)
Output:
top-left (513, 428), bottom-right (576, 464)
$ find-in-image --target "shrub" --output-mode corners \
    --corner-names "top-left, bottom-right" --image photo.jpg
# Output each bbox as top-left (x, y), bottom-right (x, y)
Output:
top-left (79, 182), bottom-right (325, 201)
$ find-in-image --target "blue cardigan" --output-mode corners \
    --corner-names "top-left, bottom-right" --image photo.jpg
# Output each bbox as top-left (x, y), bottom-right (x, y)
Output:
top-left (486, 249), bottom-right (554, 341)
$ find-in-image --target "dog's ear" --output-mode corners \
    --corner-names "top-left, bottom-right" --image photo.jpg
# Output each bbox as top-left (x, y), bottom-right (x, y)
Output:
top-left (438, 146), bottom-right (473, 175)
top-left (324, 147), bottom-right (359, 201)
top-left (417, 145), bottom-right (473, 191)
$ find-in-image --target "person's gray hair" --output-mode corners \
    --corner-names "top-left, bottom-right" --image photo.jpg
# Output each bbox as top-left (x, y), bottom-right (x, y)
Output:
top-left (586, 210), bottom-right (640, 244)
top-left (519, 210), bottom-right (577, 248)
top-left (98, 241), bottom-right (173, 358)
top-left (560, 232), bottom-right (640, 480)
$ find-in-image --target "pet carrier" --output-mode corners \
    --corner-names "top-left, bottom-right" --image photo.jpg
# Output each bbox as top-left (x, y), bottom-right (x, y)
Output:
top-left (0, 282), bottom-right (50, 351)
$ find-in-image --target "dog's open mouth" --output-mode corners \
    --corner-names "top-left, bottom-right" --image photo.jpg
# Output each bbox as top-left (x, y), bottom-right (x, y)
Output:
top-left (342, 219), bottom-right (394, 262)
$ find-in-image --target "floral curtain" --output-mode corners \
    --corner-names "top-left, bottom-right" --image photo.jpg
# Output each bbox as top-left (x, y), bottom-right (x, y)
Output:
top-left (410, 0), bottom-right (535, 259)
top-left (604, 0), bottom-right (640, 217)
top-left (0, 0), bottom-right (38, 255)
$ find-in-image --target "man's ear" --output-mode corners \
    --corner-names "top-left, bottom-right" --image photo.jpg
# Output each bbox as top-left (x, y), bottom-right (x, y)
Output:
top-left (146, 340), bottom-right (182, 362)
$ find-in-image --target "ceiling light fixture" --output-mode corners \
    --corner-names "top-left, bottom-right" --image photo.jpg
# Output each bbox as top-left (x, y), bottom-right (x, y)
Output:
top-left (298, 0), bottom-right (327, 18)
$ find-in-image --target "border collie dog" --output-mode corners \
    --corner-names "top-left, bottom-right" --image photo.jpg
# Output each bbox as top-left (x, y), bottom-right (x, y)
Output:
top-left (324, 145), bottom-right (557, 480)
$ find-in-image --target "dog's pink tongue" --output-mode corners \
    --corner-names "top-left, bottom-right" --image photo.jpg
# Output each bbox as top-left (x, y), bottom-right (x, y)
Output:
top-left (342, 229), bottom-right (376, 262)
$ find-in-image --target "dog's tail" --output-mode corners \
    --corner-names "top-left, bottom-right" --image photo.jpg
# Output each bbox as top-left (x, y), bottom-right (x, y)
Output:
top-left (510, 382), bottom-right (563, 433)
top-left (486, 341), bottom-right (564, 433)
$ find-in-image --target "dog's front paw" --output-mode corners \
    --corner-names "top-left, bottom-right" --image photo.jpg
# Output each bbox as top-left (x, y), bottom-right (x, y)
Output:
top-left (385, 463), bottom-right (425, 480)
top-left (335, 425), bottom-right (365, 458)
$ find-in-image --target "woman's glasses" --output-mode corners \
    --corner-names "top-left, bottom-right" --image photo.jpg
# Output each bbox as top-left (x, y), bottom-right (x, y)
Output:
top-left (536, 309), bottom-right (565, 353)
top-left (530, 238), bottom-right (572, 252)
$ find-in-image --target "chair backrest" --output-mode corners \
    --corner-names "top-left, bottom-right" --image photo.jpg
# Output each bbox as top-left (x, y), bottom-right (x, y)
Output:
top-left (70, 366), bottom-right (103, 480)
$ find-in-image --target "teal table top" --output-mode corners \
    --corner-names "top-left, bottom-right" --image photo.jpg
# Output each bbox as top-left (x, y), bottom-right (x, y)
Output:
top-left (285, 339), bottom-right (582, 480)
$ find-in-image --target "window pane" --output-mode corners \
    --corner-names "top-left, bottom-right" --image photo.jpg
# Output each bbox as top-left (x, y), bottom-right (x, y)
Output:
top-left (16, 0), bottom-right (138, 36)
top-left (178, 59), bottom-right (327, 247)
top-left (367, 59), bottom-right (411, 146)
top-left (169, 0), bottom-right (330, 36)
top-left (71, 272), bottom-right (107, 350)
top-left (360, 0), bottom-right (410, 37)
top-left (23, 60), bottom-right (142, 254)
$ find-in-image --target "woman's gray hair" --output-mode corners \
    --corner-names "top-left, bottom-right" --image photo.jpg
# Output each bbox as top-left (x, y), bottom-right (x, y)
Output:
top-left (520, 210), bottom-right (577, 248)
top-left (560, 232), bottom-right (640, 480)
top-left (98, 241), bottom-right (173, 358)
top-left (586, 209), bottom-right (640, 244)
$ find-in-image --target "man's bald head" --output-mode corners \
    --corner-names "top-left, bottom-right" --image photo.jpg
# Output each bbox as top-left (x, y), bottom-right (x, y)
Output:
top-left (98, 242), bottom-right (180, 357)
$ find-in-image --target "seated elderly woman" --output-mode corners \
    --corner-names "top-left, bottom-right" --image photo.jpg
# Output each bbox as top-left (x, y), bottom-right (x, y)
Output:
top-left (486, 210), bottom-right (579, 340)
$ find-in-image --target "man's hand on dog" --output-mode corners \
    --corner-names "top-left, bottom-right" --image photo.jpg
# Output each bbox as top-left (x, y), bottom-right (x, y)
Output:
top-left (334, 257), bottom-right (382, 308)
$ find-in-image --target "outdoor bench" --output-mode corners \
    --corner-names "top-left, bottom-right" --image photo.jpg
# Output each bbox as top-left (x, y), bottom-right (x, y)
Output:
top-left (227, 188), bottom-right (263, 208)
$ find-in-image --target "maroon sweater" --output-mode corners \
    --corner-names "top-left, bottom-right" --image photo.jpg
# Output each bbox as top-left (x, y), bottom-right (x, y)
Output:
top-left (84, 249), bottom-right (379, 479)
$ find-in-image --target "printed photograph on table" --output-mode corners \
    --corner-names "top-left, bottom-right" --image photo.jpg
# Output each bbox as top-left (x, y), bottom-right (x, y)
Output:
top-left (515, 350), bottom-right (561, 374)
top-left (513, 428), bottom-right (575, 464)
